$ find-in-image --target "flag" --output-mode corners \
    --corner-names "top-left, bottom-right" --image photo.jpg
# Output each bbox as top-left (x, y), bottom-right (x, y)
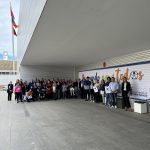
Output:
top-left (10, 4), bottom-right (18, 37)
top-left (13, 27), bottom-right (17, 36)
top-left (10, 5), bottom-right (18, 28)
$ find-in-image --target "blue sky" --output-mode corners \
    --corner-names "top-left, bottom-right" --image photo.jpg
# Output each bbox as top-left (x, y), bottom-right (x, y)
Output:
top-left (0, 0), bottom-right (20, 60)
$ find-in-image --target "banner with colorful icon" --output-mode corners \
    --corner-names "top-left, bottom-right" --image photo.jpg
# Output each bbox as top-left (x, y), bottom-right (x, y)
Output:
top-left (79, 63), bottom-right (150, 100)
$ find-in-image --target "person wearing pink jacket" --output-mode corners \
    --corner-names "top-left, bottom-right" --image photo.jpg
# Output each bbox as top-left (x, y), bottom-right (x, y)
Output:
top-left (14, 83), bottom-right (22, 103)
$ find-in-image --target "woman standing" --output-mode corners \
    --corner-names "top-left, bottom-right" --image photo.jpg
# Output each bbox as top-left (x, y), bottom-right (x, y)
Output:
top-left (121, 77), bottom-right (132, 111)
top-left (52, 81), bottom-right (57, 100)
top-left (46, 80), bottom-right (53, 100)
top-left (93, 80), bottom-right (100, 103)
top-left (14, 79), bottom-right (20, 100)
top-left (99, 79), bottom-right (105, 104)
top-left (14, 82), bottom-right (22, 103)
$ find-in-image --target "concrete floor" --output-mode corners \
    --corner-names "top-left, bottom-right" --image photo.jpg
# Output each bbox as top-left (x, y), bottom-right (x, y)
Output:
top-left (0, 91), bottom-right (150, 150)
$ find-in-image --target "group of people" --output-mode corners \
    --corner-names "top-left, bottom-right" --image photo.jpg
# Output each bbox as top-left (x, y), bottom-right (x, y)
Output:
top-left (79, 76), bottom-right (132, 110)
top-left (7, 79), bottom-right (79, 103)
top-left (7, 76), bottom-right (132, 110)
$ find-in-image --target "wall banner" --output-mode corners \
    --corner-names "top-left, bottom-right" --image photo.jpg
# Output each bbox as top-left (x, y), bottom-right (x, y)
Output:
top-left (79, 63), bottom-right (150, 100)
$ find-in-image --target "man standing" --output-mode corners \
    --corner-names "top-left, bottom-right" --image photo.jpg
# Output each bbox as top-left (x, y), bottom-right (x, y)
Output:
top-left (109, 77), bottom-right (119, 108)
top-left (83, 77), bottom-right (91, 101)
top-left (7, 81), bottom-right (13, 101)
top-left (105, 77), bottom-right (112, 107)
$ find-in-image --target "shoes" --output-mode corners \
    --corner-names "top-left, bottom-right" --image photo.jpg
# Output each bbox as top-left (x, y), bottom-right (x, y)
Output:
top-left (127, 108), bottom-right (132, 111)
top-left (115, 105), bottom-right (117, 109)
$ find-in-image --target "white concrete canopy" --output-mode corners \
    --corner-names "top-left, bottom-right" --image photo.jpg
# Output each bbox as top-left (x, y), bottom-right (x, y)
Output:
top-left (19, 0), bottom-right (150, 67)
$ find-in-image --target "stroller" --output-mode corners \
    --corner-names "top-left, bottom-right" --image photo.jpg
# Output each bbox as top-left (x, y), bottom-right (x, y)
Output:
top-left (39, 86), bottom-right (46, 100)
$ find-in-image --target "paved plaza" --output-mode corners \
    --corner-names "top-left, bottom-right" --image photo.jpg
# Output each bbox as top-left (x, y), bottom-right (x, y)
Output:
top-left (0, 91), bottom-right (150, 150)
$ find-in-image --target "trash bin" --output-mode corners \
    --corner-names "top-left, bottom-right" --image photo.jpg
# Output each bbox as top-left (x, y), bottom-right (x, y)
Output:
top-left (117, 96), bottom-right (124, 109)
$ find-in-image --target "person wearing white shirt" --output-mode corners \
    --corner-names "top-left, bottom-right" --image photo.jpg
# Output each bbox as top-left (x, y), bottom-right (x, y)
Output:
top-left (105, 77), bottom-right (112, 106)
top-left (93, 80), bottom-right (100, 103)
top-left (90, 80), bottom-right (94, 102)
top-left (109, 77), bottom-right (119, 108)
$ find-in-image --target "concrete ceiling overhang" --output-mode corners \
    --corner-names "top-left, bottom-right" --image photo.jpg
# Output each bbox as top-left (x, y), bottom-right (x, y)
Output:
top-left (21, 0), bottom-right (150, 66)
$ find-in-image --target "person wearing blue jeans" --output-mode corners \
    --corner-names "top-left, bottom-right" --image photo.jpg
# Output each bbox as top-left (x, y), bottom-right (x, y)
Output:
top-left (106, 92), bottom-right (113, 106)
top-left (83, 77), bottom-right (91, 101)
top-left (105, 77), bottom-right (112, 107)
top-left (109, 77), bottom-right (119, 108)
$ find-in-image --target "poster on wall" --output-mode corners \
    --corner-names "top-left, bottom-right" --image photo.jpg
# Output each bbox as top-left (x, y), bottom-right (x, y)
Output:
top-left (79, 63), bottom-right (150, 100)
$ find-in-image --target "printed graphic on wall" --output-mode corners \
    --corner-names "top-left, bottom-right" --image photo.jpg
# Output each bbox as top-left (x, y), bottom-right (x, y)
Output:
top-left (79, 63), bottom-right (150, 100)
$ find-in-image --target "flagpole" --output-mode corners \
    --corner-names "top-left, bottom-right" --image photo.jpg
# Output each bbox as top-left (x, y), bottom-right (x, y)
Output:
top-left (11, 22), bottom-right (15, 59)
top-left (12, 25), bottom-right (15, 74)
top-left (10, 2), bottom-right (15, 74)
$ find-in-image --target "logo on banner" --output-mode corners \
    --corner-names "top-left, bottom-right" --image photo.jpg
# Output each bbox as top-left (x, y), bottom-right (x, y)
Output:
top-left (115, 68), bottom-right (144, 82)
top-left (130, 71), bottom-right (138, 79)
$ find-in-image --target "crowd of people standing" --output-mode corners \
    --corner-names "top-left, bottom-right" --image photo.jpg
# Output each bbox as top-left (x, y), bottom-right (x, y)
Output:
top-left (7, 76), bottom-right (132, 111)
top-left (79, 76), bottom-right (132, 110)
top-left (7, 79), bottom-right (79, 103)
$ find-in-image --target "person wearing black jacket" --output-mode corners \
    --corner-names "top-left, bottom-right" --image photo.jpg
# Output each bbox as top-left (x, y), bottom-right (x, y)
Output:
top-left (79, 79), bottom-right (85, 99)
top-left (7, 81), bottom-right (13, 101)
top-left (100, 79), bottom-right (105, 104)
top-left (121, 77), bottom-right (132, 111)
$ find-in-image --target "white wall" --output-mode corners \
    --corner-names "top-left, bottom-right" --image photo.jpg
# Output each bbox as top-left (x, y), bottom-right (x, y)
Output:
top-left (20, 65), bottom-right (74, 81)
top-left (17, 0), bottom-right (47, 65)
